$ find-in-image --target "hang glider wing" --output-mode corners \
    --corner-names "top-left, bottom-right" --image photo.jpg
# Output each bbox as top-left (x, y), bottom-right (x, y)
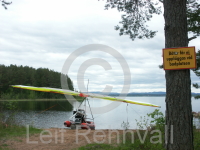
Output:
top-left (86, 93), bottom-right (161, 108)
top-left (11, 85), bottom-right (161, 108)
top-left (11, 85), bottom-right (80, 96)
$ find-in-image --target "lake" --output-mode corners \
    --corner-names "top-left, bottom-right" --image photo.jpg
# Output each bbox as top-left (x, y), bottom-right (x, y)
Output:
top-left (3, 97), bottom-right (200, 129)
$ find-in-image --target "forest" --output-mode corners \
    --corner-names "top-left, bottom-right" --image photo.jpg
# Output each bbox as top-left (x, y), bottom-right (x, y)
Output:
top-left (0, 64), bottom-right (74, 99)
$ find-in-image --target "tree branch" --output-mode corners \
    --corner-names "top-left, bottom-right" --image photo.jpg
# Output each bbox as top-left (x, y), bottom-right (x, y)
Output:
top-left (188, 36), bottom-right (197, 42)
top-left (1, 0), bottom-right (12, 9)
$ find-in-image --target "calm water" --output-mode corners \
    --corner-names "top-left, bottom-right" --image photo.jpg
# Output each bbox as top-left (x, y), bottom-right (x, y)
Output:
top-left (5, 97), bottom-right (200, 129)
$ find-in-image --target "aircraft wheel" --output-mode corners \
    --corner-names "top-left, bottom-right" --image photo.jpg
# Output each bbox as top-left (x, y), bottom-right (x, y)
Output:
top-left (90, 127), bottom-right (95, 130)
top-left (71, 124), bottom-right (76, 129)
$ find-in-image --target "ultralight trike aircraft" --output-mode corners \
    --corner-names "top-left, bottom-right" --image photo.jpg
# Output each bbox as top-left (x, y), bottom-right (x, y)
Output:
top-left (11, 85), bottom-right (160, 130)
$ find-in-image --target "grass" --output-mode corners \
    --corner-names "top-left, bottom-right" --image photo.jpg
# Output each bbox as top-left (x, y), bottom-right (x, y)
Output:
top-left (79, 129), bottom-right (200, 150)
top-left (0, 144), bottom-right (9, 150)
top-left (0, 124), bottom-right (41, 140)
top-left (0, 124), bottom-right (42, 150)
top-left (78, 129), bottom-right (165, 150)
top-left (78, 143), bottom-right (116, 150)
top-left (194, 129), bottom-right (200, 149)
top-left (78, 108), bottom-right (200, 150)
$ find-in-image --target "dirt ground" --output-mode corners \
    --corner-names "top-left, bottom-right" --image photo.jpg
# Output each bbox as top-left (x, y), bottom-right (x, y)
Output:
top-left (1, 128), bottom-right (132, 150)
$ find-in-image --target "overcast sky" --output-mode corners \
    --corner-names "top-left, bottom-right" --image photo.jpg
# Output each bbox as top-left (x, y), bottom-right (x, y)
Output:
top-left (1, 0), bottom-right (200, 93)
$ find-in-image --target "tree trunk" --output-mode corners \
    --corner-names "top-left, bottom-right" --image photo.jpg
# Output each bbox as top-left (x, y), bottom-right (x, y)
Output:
top-left (163, 0), bottom-right (194, 149)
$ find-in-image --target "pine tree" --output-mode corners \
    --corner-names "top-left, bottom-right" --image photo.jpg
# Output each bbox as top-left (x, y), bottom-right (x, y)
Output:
top-left (0, 64), bottom-right (74, 99)
top-left (103, 0), bottom-right (195, 149)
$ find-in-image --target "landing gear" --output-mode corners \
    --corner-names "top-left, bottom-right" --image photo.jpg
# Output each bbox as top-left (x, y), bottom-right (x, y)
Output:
top-left (71, 124), bottom-right (76, 129)
top-left (64, 108), bottom-right (95, 130)
top-left (90, 127), bottom-right (95, 130)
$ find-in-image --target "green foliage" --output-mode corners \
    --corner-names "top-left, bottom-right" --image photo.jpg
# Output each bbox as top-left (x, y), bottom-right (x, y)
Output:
top-left (2, 101), bottom-right (18, 110)
top-left (104, 0), bottom-right (199, 41)
top-left (104, 0), bottom-right (161, 40)
top-left (29, 91), bottom-right (37, 99)
top-left (135, 109), bottom-right (165, 130)
top-left (192, 50), bottom-right (200, 99)
top-left (0, 100), bottom-right (19, 128)
top-left (147, 109), bottom-right (165, 129)
top-left (0, 64), bottom-right (74, 99)
top-left (12, 100), bottom-right (73, 111)
top-left (121, 121), bottom-right (130, 130)
top-left (135, 116), bottom-right (149, 130)
top-left (187, 0), bottom-right (200, 41)
top-left (194, 129), bottom-right (200, 149)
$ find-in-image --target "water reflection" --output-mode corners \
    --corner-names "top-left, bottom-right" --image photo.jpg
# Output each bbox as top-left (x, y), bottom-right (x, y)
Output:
top-left (15, 100), bottom-right (73, 111)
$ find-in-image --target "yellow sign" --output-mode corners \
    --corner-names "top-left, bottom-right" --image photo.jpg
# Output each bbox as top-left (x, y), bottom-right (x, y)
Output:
top-left (163, 46), bottom-right (196, 70)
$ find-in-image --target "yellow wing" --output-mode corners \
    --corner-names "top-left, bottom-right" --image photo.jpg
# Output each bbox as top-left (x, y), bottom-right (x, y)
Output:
top-left (11, 85), bottom-right (80, 96)
top-left (11, 85), bottom-right (161, 108)
top-left (87, 93), bottom-right (160, 108)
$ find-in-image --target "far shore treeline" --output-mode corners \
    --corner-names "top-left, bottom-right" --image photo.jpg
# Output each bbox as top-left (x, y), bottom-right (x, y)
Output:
top-left (0, 64), bottom-right (74, 99)
top-left (1, 64), bottom-right (200, 100)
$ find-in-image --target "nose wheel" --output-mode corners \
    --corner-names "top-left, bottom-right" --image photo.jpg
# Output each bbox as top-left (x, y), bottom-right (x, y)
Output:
top-left (71, 124), bottom-right (76, 129)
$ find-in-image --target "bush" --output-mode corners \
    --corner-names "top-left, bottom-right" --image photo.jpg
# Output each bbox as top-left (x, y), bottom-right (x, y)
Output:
top-left (0, 100), bottom-right (19, 128)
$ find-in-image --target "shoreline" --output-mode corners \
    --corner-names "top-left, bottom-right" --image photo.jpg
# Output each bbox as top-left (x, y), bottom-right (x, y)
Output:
top-left (1, 128), bottom-right (136, 150)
